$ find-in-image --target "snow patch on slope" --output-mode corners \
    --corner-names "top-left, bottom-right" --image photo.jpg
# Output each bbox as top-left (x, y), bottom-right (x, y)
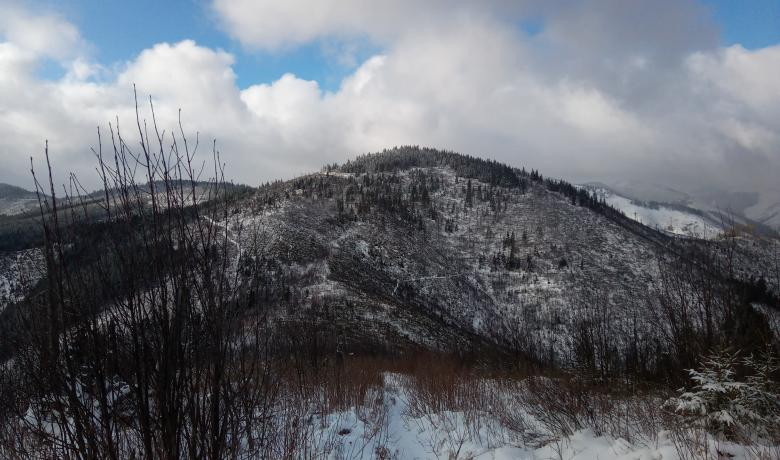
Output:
top-left (584, 185), bottom-right (722, 238)
top-left (0, 198), bottom-right (38, 216)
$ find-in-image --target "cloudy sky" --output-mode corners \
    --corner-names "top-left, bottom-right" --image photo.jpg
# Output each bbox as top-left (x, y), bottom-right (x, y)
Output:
top-left (0, 0), bottom-right (778, 205)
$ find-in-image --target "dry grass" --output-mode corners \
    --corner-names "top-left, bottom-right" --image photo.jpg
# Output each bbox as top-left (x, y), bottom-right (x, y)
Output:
top-left (3, 350), bottom-right (777, 459)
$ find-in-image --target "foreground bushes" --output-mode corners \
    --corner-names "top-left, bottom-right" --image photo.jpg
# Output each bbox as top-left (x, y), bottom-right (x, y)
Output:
top-left (666, 349), bottom-right (780, 442)
top-left (3, 346), bottom-right (780, 458)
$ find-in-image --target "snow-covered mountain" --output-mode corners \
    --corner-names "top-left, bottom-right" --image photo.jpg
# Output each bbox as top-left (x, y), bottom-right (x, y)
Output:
top-left (580, 182), bottom-right (780, 239)
top-left (580, 183), bottom-right (724, 238)
top-left (586, 179), bottom-right (780, 234)
top-left (1, 148), bottom-right (778, 459)
top-left (2, 148), bottom-right (778, 374)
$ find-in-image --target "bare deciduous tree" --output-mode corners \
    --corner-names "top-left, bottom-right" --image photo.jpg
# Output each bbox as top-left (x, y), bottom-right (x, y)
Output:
top-left (0, 89), bottom-right (274, 459)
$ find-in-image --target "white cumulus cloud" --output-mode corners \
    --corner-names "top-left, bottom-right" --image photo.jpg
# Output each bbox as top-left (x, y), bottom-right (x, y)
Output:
top-left (0, 0), bottom-right (778, 222)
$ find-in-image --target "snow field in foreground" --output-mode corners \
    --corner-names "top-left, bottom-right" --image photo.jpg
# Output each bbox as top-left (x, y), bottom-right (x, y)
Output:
top-left (300, 374), bottom-right (776, 459)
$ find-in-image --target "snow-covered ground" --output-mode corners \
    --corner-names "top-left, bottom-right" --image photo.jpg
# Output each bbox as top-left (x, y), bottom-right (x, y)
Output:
top-left (7, 346), bottom-right (778, 460)
top-left (293, 374), bottom-right (776, 460)
top-left (0, 197), bottom-right (39, 216)
top-left (584, 185), bottom-right (722, 238)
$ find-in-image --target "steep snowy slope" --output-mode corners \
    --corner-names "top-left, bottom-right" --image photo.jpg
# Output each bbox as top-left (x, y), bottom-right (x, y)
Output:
top-left (581, 184), bottom-right (723, 238)
top-left (591, 180), bottom-right (780, 233)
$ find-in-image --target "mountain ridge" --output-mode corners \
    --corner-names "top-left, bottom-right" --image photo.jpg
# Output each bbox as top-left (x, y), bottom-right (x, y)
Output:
top-left (2, 147), bottom-right (778, 378)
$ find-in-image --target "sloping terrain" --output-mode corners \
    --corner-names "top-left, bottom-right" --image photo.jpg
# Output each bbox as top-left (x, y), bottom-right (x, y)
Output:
top-left (193, 147), bottom-right (778, 373)
top-left (747, 194), bottom-right (780, 231)
top-left (581, 183), bottom-right (724, 237)
top-left (1, 148), bottom-right (777, 374)
top-left (0, 183), bottom-right (39, 217)
top-left (1, 147), bottom-right (778, 459)
top-left (593, 179), bottom-right (780, 234)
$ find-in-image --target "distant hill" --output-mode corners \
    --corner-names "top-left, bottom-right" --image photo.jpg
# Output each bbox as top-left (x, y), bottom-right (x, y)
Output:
top-left (0, 183), bottom-right (36, 200)
top-left (0, 183), bottom-right (39, 216)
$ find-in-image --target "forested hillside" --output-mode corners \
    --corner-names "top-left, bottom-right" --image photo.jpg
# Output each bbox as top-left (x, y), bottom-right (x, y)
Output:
top-left (1, 145), bottom-right (778, 458)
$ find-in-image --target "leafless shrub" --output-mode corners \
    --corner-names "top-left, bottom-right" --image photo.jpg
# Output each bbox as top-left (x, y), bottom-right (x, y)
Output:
top-left (0, 90), bottom-right (272, 459)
